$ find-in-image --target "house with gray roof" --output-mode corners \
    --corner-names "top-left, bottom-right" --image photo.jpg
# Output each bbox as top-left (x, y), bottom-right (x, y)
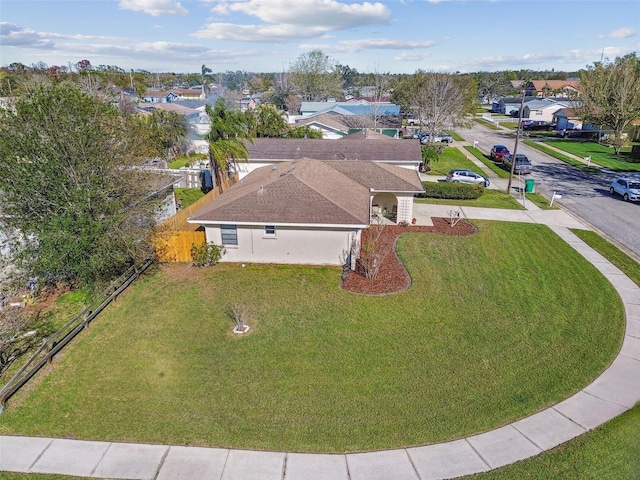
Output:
top-left (295, 112), bottom-right (402, 139)
top-left (236, 137), bottom-right (422, 177)
top-left (188, 158), bottom-right (424, 266)
top-left (522, 98), bottom-right (571, 123)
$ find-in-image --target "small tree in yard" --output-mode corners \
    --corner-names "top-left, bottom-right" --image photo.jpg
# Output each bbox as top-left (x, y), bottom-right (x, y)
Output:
top-left (359, 223), bottom-right (386, 280)
top-left (420, 143), bottom-right (447, 172)
top-left (228, 302), bottom-right (251, 333)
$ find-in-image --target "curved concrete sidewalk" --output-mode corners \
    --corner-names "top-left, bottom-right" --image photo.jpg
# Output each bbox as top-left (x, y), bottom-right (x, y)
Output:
top-left (1, 207), bottom-right (639, 480)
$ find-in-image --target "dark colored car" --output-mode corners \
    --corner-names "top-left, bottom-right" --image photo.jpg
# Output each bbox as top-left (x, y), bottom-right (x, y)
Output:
top-left (522, 120), bottom-right (556, 131)
top-left (490, 145), bottom-right (510, 161)
top-left (502, 154), bottom-right (533, 174)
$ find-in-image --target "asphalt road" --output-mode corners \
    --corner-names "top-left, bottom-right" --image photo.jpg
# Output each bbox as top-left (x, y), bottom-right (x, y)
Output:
top-left (459, 123), bottom-right (640, 261)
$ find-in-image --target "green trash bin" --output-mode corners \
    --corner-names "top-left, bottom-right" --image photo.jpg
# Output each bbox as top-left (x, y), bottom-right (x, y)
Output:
top-left (524, 178), bottom-right (535, 193)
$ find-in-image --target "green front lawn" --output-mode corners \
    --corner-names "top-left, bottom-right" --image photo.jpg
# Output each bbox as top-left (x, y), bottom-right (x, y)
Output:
top-left (0, 222), bottom-right (623, 453)
top-left (544, 140), bottom-right (640, 172)
top-left (427, 147), bottom-right (487, 176)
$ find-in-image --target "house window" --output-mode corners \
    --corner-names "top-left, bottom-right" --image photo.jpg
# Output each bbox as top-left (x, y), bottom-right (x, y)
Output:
top-left (264, 225), bottom-right (276, 237)
top-left (221, 225), bottom-right (238, 246)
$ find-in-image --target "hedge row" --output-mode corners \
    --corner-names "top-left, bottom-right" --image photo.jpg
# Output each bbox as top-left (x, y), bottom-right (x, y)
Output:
top-left (418, 182), bottom-right (484, 200)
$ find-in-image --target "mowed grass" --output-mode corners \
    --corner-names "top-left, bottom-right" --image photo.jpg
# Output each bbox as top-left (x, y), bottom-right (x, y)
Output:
top-left (0, 223), bottom-right (624, 453)
top-left (544, 140), bottom-right (640, 172)
top-left (427, 146), bottom-right (486, 176)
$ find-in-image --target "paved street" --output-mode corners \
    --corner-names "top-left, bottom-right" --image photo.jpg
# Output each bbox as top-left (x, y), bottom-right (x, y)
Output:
top-left (458, 123), bottom-right (640, 261)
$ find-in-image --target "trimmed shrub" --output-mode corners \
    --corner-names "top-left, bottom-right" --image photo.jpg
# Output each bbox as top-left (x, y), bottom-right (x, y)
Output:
top-left (418, 182), bottom-right (484, 200)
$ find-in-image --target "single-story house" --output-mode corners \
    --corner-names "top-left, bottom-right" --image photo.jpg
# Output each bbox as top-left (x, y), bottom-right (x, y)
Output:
top-left (141, 88), bottom-right (205, 103)
top-left (552, 108), bottom-right (583, 131)
top-left (492, 97), bottom-right (537, 115)
top-left (525, 80), bottom-right (580, 98)
top-left (522, 99), bottom-right (571, 123)
top-left (299, 100), bottom-right (400, 118)
top-left (188, 158), bottom-right (424, 266)
top-left (234, 136), bottom-right (423, 178)
top-left (295, 112), bottom-right (402, 139)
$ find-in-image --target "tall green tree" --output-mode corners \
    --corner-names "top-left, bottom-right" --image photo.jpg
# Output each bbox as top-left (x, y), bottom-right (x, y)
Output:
top-left (0, 83), bottom-right (163, 287)
top-left (147, 109), bottom-right (188, 159)
top-left (205, 98), bottom-right (252, 190)
top-left (245, 104), bottom-right (289, 138)
top-left (289, 49), bottom-right (344, 101)
top-left (576, 53), bottom-right (640, 154)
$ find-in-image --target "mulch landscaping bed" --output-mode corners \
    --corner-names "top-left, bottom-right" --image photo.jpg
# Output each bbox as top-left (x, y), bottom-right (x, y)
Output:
top-left (341, 217), bottom-right (477, 295)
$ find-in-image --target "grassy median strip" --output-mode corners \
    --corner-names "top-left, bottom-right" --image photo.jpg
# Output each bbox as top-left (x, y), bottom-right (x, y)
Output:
top-left (463, 404), bottom-right (640, 480)
top-left (464, 146), bottom-right (510, 178)
top-left (571, 229), bottom-right (640, 287)
top-left (524, 141), bottom-right (601, 173)
top-left (545, 140), bottom-right (640, 172)
top-left (0, 223), bottom-right (623, 453)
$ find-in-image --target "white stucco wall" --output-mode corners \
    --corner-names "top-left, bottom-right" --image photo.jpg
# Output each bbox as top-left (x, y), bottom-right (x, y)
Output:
top-left (204, 224), bottom-right (361, 266)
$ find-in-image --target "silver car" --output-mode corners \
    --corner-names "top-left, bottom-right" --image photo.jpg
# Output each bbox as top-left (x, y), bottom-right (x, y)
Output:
top-left (445, 169), bottom-right (490, 187)
top-left (610, 178), bottom-right (640, 202)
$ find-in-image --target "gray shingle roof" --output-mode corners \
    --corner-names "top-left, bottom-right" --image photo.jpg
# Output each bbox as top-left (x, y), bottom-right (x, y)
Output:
top-left (245, 137), bottom-right (421, 163)
top-left (190, 159), bottom-right (423, 226)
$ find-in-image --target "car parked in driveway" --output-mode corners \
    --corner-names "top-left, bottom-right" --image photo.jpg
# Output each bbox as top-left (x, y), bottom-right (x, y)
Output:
top-left (522, 120), bottom-right (556, 131)
top-left (490, 145), bottom-right (510, 161)
top-left (446, 169), bottom-right (490, 187)
top-left (610, 178), bottom-right (640, 202)
top-left (502, 154), bottom-right (533, 174)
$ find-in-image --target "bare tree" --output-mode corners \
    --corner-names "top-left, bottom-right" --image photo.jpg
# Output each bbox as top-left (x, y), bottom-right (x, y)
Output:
top-left (393, 71), bottom-right (476, 138)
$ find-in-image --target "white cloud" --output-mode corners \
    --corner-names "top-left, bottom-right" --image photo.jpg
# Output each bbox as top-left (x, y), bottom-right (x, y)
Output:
top-left (598, 27), bottom-right (636, 39)
top-left (0, 22), bottom-right (55, 48)
top-left (340, 38), bottom-right (437, 51)
top-left (197, 0), bottom-right (390, 42)
top-left (394, 51), bottom-right (427, 62)
top-left (194, 23), bottom-right (329, 42)
top-left (119, 0), bottom-right (188, 16)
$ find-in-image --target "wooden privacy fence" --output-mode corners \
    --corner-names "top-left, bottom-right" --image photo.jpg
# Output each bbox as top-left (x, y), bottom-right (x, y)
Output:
top-left (0, 258), bottom-right (155, 410)
top-left (153, 175), bottom-right (238, 262)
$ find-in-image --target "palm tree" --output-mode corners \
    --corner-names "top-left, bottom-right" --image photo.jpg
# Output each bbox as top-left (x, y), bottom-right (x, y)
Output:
top-left (204, 98), bottom-right (252, 190)
top-left (245, 104), bottom-right (289, 138)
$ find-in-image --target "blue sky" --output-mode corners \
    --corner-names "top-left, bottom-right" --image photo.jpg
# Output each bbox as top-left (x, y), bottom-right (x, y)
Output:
top-left (1, 0), bottom-right (639, 74)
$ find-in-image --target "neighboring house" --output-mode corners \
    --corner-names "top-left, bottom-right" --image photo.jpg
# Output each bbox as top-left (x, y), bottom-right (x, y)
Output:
top-left (236, 136), bottom-right (423, 177)
top-left (300, 100), bottom-right (400, 118)
top-left (188, 158), bottom-right (424, 266)
top-left (552, 108), bottom-right (583, 131)
top-left (295, 112), bottom-right (402, 139)
top-left (522, 98), bottom-right (571, 123)
top-left (493, 97), bottom-right (537, 115)
top-left (525, 80), bottom-right (580, 98)
top-left (141, 88), bottom-right (205, 103)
